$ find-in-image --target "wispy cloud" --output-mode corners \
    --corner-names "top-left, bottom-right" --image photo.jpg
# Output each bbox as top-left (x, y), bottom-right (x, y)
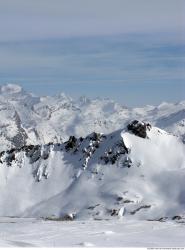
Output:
top-left (0, 0), bottom-right (184, 41)
top-left (0, 1), bottom-right (184, 106)
top-left (0, 33), bottom-right (184, 106)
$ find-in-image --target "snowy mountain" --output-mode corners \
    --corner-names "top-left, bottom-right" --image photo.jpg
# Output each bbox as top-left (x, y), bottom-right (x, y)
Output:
top-left (0, 84), bottom-right (185, 222)
top-left (0, 119), bottom-right (185, 222)
top-left (0, 84), bottom-right (185, 152)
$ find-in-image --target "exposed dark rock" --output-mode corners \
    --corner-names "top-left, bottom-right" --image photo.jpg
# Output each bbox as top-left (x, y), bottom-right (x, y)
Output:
top-left (42, 152), bottom-right (49, 160)
top-left (122, 156), bottom-right (132, 168)
top-left (24, 145), bottom-right (35, 154)
top-left (61, 214), bottom-right (75, 221)
top-left (94, 142), bottom-right (100, 148)
top-left (25, 145), bottom-right (41, 163)
top-left (116, 197), bottom-right (123, 202)
top-left (44, 213), bottom-right (75, 221)
top-left (65, 136), bottom-right (77, 151)
top-left (130, 205), bottom-right (151, 215)
top-left (8, 148), bottom-right (16, 154)
top-left (123, 199), bottom-right (134, 203)
top-left (0, 151), bottom-right (5, 163)
top-left (127, 120), bottom-right (151, 138)
top-left (7, 153), bottom-right (16, 163)
top-left (0, 126), bottom-right (134, 174)
top-left (100, 139), bottom-right (128, 166)
top-left (110, 209), bottom-right (118, 216)
top-left (147, 217), bottom-right (168, 222)
top-left (158, 217), bottom-right (168, 222)
top-left (100, 156), bottom-right (109, 164)
top-left (89, 132), bottom-right (101, 141)
top-left (87, 204), bottom-right (100, 210)
top-left (172, 215), bottom-right (182, 220)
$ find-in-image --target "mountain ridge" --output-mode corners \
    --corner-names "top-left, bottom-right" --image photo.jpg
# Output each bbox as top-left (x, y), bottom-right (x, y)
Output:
top-left (0, 84), bottom-right (185, 152)
top-left (0, 120), bottom-right (185, 221)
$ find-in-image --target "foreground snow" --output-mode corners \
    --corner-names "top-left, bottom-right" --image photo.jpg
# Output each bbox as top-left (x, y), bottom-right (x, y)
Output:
top-left (0, 218), bottom-right (184, 247)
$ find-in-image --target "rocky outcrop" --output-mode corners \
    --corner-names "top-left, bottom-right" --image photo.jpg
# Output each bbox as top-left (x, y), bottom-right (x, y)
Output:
top-left (0, 127), bottom-right (130, 175)
top-left (127, 120), bottom-right (151, 138)
top-left (0, 121), bottom-right (152, 180)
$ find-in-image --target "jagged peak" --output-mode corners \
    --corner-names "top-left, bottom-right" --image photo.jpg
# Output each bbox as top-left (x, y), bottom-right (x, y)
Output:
top-left (157, 101), bottom-right (174, 109)
top-left (0, 83), bottom-right (24, 95)
top-left (127, 120), bottom-right (152, 139)
top-left (56, 92), bottom-right (73, 102)
top-left (78, 95), bottom-right (91, 105)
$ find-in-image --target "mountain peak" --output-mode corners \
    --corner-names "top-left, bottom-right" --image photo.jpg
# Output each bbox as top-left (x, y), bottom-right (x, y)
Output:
top-left (0, 83), bottom-right (24, 95)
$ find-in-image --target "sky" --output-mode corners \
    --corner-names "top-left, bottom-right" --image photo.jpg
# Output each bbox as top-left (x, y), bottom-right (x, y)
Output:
top-left (0, 0), bottom-right (184, 106)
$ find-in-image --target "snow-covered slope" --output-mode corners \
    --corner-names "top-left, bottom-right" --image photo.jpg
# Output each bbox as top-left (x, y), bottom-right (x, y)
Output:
top-left (0, 120), bottom-right (185, 221)
top-left (0, 84), bottom-right (185, 151)
top-left (1, 218), bottom-right (185, 247)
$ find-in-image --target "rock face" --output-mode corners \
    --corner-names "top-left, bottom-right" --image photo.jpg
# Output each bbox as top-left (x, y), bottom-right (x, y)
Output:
top-left (0, 129), bottom-right (129, 176)
top-left (127, 120), bottom-right (151, 138)
top-left (0, 120), bottom-right (152, 174)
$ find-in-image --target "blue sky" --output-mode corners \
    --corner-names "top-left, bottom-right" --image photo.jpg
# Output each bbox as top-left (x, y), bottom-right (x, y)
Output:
top-left (0, 0), bottom-right (184, 106)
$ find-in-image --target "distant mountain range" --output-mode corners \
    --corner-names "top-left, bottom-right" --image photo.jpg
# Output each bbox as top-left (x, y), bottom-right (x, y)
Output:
top-left (0, 84), bottom-right (185, 152)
